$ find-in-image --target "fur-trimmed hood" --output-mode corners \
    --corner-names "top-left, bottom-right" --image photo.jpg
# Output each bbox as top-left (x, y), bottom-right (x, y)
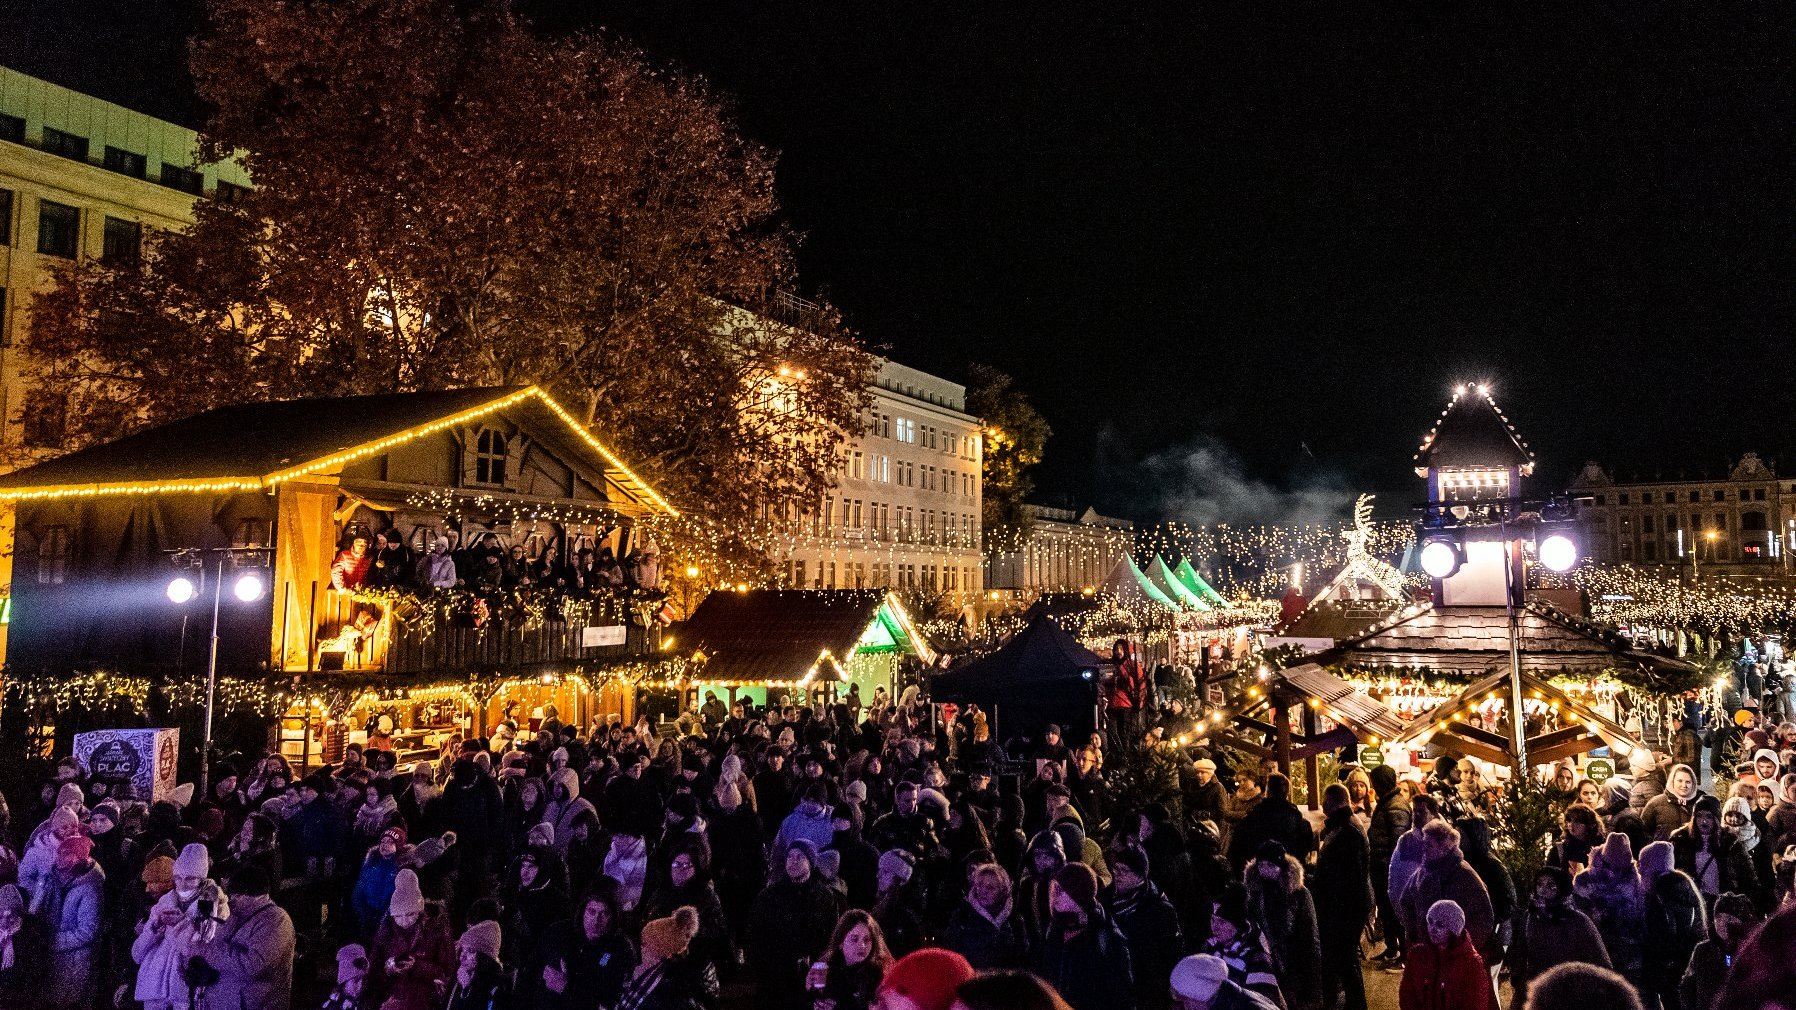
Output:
top-left (1243, 852), bottom-right (1305, 898)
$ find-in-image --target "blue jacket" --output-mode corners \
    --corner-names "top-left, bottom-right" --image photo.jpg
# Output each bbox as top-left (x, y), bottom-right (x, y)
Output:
top-left (352, 853), bottom-right (405, 935)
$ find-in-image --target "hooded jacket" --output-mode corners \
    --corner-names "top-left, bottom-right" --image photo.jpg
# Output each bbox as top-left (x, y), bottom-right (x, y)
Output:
top-left (1641, 766), bottom-right (1699, 841)
top-left (746, 843), bottom-right (843, 1005)
top-left (1668, 821), bottom-right (1756, 899)
top-left (1638, 843), bottom-right (1706, 996)
top-left (1244, 853), bottom-right (1323, 1010)
top-left (772, 801), bottom-right (836, 857)
top-left (1015, 831), bottom-right (1067, 947)
top-left (133, 888), bottom-right (205, 1008)
top-left (1571, 839), bottom-right (1646, 982)
top-left (545, 769), bottom-right (598, 858)
top-left (1401, 850), bottom-right (1497, 967)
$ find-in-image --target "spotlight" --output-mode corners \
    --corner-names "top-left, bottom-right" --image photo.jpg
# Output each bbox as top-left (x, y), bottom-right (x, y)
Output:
top-left (233, 572), bottom-right (266, 603)
top-left (167, 576), bottom-right (197, 604)
top-left (1420, 539), bottom-right (1462, 579)
top-left (1538, 534), bottom-right (1578, 573)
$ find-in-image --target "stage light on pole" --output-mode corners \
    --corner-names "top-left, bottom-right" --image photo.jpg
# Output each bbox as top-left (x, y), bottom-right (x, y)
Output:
top-left (233, 572), bottom-right (266, 603)
top-left (167, 576), bottom-right (197, 604)
top-left (1420, 539), bottom-right (1461, 579)
top-left (1538, 534), bottom-right (1578, 572)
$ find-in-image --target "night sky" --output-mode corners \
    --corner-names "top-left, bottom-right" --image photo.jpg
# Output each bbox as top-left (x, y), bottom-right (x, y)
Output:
top-left (5, 1), bottom-right (1793, 523)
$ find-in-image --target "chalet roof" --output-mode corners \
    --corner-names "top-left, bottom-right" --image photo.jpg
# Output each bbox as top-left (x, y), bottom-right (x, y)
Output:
top-left (1277, 663), bottom-right (1408, 742)
top-left (1413, 384), bottom-right (1535, 475)
top-left (1275, 599), bottom-right (1403, 644)
top-left (681, 589), bottom-right (933, 684)
top-left (0, 386), bottom-right (675, 515)
top-left (1327, 599), bottom-right (1698, 688)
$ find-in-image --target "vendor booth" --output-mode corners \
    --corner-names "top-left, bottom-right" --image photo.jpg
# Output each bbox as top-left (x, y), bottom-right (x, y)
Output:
top-left (931, 612), bottom-right (1107, 739)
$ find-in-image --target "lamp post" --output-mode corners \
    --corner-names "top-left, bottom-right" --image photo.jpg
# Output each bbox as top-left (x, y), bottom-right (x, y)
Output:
top-left (170, 548), bottom-right (269, 799)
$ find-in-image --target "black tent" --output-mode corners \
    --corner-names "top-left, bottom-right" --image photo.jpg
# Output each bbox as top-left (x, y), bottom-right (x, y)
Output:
top-left (931, 613), bottom-right (1106, 738)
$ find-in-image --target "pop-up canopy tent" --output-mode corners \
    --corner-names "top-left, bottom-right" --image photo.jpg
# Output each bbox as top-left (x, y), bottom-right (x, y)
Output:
top-left (1101, 554), bottom-right (1179, 613)
top-left (1150, 554), bottom-right (1211, 610)
top-left (931, 613), bottom-right (1106, 738)
top-left (1174, 557), bottom-right (1230, 607)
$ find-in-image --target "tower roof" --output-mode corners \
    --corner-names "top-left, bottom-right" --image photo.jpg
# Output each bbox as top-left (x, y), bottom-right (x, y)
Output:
top-left (1413, 383), bottom-right (1535, 476)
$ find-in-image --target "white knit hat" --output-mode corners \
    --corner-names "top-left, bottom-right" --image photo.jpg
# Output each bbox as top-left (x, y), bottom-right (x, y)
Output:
top-left (1426, 899), bottom-right (1466, 936)
top-left (173, 842), bottom-right (211, 879)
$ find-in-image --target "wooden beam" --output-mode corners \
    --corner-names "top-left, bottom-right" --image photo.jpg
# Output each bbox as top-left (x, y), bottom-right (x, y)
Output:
top-left (1434, 733), bottom-right (1514, 767)
top-left (1274, 696), bottom-right (1292, 777)
top-left (1302, 701), bottom-right (1321, 811)
top-left (1291, 727), bottom-right (1360, 762)
top-left (1530, 736), bottom-right (1607, 767)
top-left (1207, 731), bottom-right (1272, 760)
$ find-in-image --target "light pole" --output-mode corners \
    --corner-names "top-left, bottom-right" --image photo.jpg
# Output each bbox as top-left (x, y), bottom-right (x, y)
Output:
top-left (169, 548), bottom-right (269, 799)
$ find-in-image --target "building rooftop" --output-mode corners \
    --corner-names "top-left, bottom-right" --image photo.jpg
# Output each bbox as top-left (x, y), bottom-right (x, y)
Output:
top-left (1413, 383), bottom-right (1535, 475)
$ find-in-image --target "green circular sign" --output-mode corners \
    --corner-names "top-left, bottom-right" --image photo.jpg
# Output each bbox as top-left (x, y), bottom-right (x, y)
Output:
top-left (1586, 758), bottom-right (1614, 784)
top-left (1360, 747), bottom-right (1385, 769)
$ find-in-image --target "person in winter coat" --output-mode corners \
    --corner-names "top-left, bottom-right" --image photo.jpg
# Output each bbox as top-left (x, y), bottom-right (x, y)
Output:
top-left (749, 841), bottom-right (845, 1010)
top-left (1398, 900), bottom-right (1492, 1010)
top-left (1014, 830), bottom-right (1067, 948)
top-left (1386, 794), bottom-right (1442, 957)
top-left (533, 887), bottom-right (636, 1010)
top-left (1677, 892), bottom-right (1757, 1010)
top-left (443, 919), bottom-right (507, 1010)
top-left (186, 867), bottom-right (295, 1010)
top-left (1550, 803), bottom-right (1604, 873)
top-left (940, 863), bottom-right (1028, 970)
top-left (824, 807), bottom-right (880, 911)
top-left (1398, 820), bottom-right (1497, 969)
top-left (440, 758), bottom-right (503, 913)
top-left (323, 944), bottom-right (372, 1010)
top-left (776, 784), bottom-right (839, 858)
top-left (1641, 764), bottom-right (1701, 842)
top-left (17, 804), bottom-right (82, 909)
top-left (1168, 954), bottom-right (1280, 1010)
top-left (291, 775), bottom-right (349, 879)
top-left (352, 826), bottom-right (412, 939)
top-left (1243, 841), bottom-right (1321, 1010)
top-left (40, 833), bottom-right (103, 1010)
top-left (1719, 795), bottom-right (1773, 911)
top-left (134, 842), bottom-right (216, 1010)
top-left (1766, 772), bottom-right (1796, 854)
top-left (1528, 962), bottom-right (1648, 1010)
top-left (0, 884), bottom-right (46, 1010)
top-left (1455, 818), bottom-right (1514, 965)
top-left (369, 869), bottom-right (454, 1010)
top-left (1104, 846), bottom-right (1183, 1010)
top-left (1668, 795), bottom-right (1756, 909)
top-left (1201, 884), bottom-right (1284, 1007)
top-left (602, 831), bottom-right (650, 914)
top-left (501, 845), bottom-right (571, 973)
top-left (1313, 784), bottom-right (1372, 1010)
top-left (1367, 765), bottom-right (1413, 965)
top-left (805, 910), bottom-right (892, 1010)
top-left (640, 842), bottom-right (730, 982)
top-left (218, 812), bottom-right (284, 890)
top-left (870, 850), bottom-right (925, 958)
top-left (1226, 774), bottom-right (1314, 874)
top-left (1572, 831), bottom-right (1647, 985)
top-left (1637, 840), bottom-right (1706, 1010)
top-left (1031, 863), bottom-right (1135, 1010)
top-left (1507, 866), bottom-right (1610, 1004)
top-left (543, 768), bottom-right (598, 860)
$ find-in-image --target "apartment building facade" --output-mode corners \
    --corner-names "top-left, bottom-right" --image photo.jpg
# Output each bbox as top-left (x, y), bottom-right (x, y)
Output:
top-left (1568, 452), bottom-right (1796, 578)
top-left (778, 359), bottom-right (984, 605)
top-left (0, 65), bottom-right (250, 455)
top-left (984, 503), bottom-right (1135, 599)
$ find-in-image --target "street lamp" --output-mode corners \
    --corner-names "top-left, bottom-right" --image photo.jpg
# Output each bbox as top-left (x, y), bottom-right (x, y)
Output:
top-left (168, 548), bottom-right (270, 798)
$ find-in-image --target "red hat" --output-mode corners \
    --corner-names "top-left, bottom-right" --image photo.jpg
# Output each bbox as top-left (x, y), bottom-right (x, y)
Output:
top-left (880, 948), bottom-right (974, 1010)
top-left (58, 833), bottom-right (94, 862)
top-left (382, 824), bottom-right (408, 846)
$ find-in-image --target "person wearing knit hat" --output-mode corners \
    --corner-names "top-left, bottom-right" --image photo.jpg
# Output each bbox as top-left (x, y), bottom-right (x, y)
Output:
top-left (457, 919), bottom-right (502, 964)
top-left (1634, 839), bottom-right (1707, 1010)
top-left (412, 831), bottom-right (457, 868)
top-left (638, 905), bottom-right (699, 969)
top-left (1170, 953), bottom-right (1273, 1010)
top-left (877, 849), bottom-right (915, 890)
top-left (526, 821), bottom-right (555, 849)
top-left (141, 853), bottom-right (175, 897)
top-left (387, 867), bottom-right (425, 921)
top-left (446, 920), bottom-right (505, 1010)
top-left (1031, 862), bottom-right (1131, 1010)
top-left (878, 948), bottom-right (973, 1010)
top-left (323, 943), bottom-right (371, 1010)
top-left (1675, 792), bottom-right (1755, 903)
top-left (1398, 899), bottom-right (1492, 1010)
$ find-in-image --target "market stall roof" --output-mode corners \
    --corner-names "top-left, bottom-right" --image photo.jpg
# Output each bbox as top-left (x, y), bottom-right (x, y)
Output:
top-left (1266, 599), bottom-right (1405, 652)
top-left (1174, 557), bottom-right (1230, 606)
top-left (1388, 668), bottom-right (1649, 768)
top-left (680, 589), bottom-right (934, 685)
top-left (1149, 554), bottom-right (1210, 610)
top-left (1276, 662), bottom-right (1408, 742)
top-left (1101, 555), bottom-right (1178, 612)
top-left (1323, 599), bottom-right (1699, 690)
top-left (930, 612), bottom-right (1105, 705)
top-left (1413, 383), bottom-right (1536, 476)
top-left (0, 386), bottom-right (676, 516)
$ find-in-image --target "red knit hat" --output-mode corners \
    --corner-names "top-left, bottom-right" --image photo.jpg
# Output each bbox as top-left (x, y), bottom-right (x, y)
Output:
top-left (880, 948), bottom-right (974, 1010)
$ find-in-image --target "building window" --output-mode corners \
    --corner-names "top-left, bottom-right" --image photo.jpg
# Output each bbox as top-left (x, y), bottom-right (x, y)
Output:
top-left (1618, 493), bottom-right (1629, 505)
top-left (1713, 490), bottom-right (1725, 502)
top-left (1642, 542), bottom-right (1657, 561)
top-left (1688, 491), bottom-right (1699, 502)
top-left (160, 164), bottom-right (204, 195)
top-left (1753, 488), bottom-right (1766, 501)
top-left (215, 181), bottom-right (250, 204)
top-left (102, 217), bottom-right (141, 262)
top-left (37, 200), bottom-right (79, 259)
top-left (793, 560), bottom-right (806, 587)
top-left (41, 127), bottom-right (89, 162)
top-left (103, 146), bottom-right (147, 178)
top-left (232, 518), bottom-right (270, 548)
top-left (22, 391), bottom-right (67, 448)
top-left (0, 114), bottom-right (23, 143)
top-left (473, 427), bottom-right (507, 484)
top-left (1640, 492), bottom-right (1653, 504)
top-left (1642, 515), bottom-right (1654, 534)
top-left (0, 188), bottom-right (11, 246)
top-left (37, 525), bottom-right (70, 584)
top-left (1743, 511), bottom-right (1768, 531)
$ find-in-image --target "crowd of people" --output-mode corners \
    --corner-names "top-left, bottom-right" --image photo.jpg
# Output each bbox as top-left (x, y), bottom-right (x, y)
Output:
top-left (330, 528), bottom-right (663, 598)
top-left (0, 673), bottom-right (1792, 1010)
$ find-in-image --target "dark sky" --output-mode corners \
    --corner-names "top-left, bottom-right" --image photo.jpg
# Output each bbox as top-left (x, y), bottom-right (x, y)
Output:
top-left (6, 1), bottom-right (1794, 522)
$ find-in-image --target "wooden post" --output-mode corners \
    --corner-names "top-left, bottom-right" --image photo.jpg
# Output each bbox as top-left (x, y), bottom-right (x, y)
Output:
top-left (1302, 700), bottom-right (1321, 810)
top-left (1273, 692), bottom-right (1292, 778)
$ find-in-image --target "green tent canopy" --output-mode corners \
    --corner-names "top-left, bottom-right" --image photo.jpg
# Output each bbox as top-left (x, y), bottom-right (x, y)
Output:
top-left (1150, 554), bottom-right (1211, 611)
top-left (1103, 554), bottom-right (1179, 612)
top-left (1175, 557), bottom-right (1230, 606)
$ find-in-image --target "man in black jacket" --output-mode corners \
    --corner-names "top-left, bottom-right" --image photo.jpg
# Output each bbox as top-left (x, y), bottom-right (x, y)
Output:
top-left (1314, 784), bottom-right (1373, 1010)
top-left (1032, 862), bottom-right (1136, 1010)
top-left (1366, 764), bottom-right (1411, 965)
top-left (1226, 773), bottom-right (1314, 874)
top-left (1106, 846), bottom-right (1185, 1010)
